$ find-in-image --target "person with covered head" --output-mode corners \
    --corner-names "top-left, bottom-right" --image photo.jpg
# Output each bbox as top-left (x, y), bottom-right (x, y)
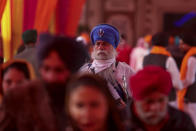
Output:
top-left (14, 29), bottom-right (39, 76)
top-left (178, 32), bottom-right (196, 126)
top-left (80, 24), bottom-right (135, 107)
top-left (128, 66), bottom-right (195, 131)
top-left (143, 32), bottom-right (183, 107)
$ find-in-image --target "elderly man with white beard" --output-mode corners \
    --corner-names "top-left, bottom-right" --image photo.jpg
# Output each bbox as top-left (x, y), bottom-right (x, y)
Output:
top-left (80, 24), bottom-right (134, 107)
top-left (127, 66), bottom-right (195, 131)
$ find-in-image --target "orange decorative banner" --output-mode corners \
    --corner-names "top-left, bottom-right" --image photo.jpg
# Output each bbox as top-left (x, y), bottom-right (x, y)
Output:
top-left (11, 0), bottom-right (23, 55)
top-left (34, 0), bottom-right (58, 33)
top-left (64, 0), bottom-right (86, 37)
top-left (0, 0), bottom-right (7, 22)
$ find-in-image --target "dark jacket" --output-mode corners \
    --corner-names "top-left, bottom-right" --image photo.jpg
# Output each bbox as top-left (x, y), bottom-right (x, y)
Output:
top-left (127, 103), bottom-right (196, 131)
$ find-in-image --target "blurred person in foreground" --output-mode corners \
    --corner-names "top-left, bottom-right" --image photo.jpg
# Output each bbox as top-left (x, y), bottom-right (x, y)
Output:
top-left (128, 66), bottom-right (195, 131)
top-left (65, 74), bottom-right (125, 131)
top-left (0, 34), bottom-right (89, 131)
top-left (0, 59), bottom-right (35, 130)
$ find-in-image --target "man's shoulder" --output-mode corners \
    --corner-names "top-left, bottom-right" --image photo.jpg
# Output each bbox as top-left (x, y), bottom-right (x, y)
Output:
top-left (79, 62), bottom-right (91, 72)
top-left (15, 48), bottom-right (36, 58)
top-left (118, 61), bottom-right (131, 68)
top-left (165, 106), bottom-right (196, 130)
top-left (117, 61), bottom-right (135, 73)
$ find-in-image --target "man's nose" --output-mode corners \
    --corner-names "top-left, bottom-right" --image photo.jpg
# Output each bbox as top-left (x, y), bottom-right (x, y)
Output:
top-left (149, 102), bottom-right (160, 111)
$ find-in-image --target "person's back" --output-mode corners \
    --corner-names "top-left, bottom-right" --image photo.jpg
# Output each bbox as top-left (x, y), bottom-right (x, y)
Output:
top-left (143, 32), bottom-right (183, 107)
top-left (14, 29), bottom-right (39, 76)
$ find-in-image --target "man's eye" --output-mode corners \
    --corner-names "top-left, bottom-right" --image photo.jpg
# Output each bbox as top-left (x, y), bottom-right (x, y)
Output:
top-left (6, 79), bottom-right (12, 86)
top-left (90, 101), bottom-right (99, 108)
top-left (43, 66), bottom-right (50, 71)
top-left (76, 102), bottom-right (84, 108)
top-left (55, 68), bottom-right (64, 73)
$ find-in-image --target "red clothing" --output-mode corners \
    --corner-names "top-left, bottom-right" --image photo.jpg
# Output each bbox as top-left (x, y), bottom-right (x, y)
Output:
top-left (116, 43), bottom-right (132, 64)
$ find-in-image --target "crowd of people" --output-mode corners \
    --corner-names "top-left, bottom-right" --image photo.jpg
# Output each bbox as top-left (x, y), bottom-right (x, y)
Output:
top-left (0, 23), bottom-right (196, 131)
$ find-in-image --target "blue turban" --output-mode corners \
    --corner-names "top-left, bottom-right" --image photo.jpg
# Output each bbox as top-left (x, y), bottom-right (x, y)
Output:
top-left (90, 24), bottom-right (120, 48)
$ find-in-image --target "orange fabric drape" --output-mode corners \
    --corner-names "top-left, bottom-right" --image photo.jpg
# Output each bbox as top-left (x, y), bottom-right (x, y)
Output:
top-left (34, 0), bottom-right (58, 33)
top-left (64, 0), bottom-right (86, 37)
top-left (177, 47), bottom-right (196, 110)
top-left (11, 0), bottom-right (23, 55)
top-left (150, 46), bottom-right (171, 56)
top-left (0, 0), bottom-right (7, 22)
top-left (1, 0), bottom-right (12, 62)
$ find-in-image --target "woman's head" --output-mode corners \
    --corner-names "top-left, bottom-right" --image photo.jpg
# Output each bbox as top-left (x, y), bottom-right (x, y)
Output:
top-left (65, 74), bottom-right (123, 131)
top-left (1, 60), bottom-right (34, 95)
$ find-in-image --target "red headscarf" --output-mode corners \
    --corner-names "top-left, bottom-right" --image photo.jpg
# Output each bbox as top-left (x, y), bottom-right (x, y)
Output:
top-left (130, 66), bottom-right (172, 100)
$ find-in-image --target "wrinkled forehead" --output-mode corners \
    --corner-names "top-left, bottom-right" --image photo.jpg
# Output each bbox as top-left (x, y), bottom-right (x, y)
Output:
top-left (95, 40), bottom-right (113, 46)
top-left (136, 91), bottom-right (168, 103)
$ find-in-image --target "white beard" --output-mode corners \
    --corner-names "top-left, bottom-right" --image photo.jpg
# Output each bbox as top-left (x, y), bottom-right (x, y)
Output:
top-left (91, 48), bottom-right (117, 60)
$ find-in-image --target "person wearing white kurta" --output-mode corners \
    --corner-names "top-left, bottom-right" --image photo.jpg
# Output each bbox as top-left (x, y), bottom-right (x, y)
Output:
top-left (165, 56), bottom-right (184, 108)
top-left (183, 56), bottom-right (196, 127)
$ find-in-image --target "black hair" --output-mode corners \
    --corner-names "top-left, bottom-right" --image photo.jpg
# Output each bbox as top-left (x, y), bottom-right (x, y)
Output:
top-left (180, 32), bottom-right (196, 46)
top-left (2, 62), bottom-right (30, 79)
top-left (152, 32), bottom-right (169, 47)
top-left (37, 33), bottom-right (90, 73)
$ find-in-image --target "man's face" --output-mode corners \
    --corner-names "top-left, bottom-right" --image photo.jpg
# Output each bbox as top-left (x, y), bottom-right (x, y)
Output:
top-left (39, 51), bottom-right (70, 85)
top-left (134, 92), bottom-right (168, 125)
top-left (179, 42), bottom-right (191, 52)
top-left (91, 41), bottom-right (116, 60)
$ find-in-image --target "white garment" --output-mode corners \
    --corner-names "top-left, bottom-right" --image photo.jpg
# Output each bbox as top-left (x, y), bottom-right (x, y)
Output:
top-left (166, 57), bottom-right (183, 90)
top-left (183, 56), bottom-right (196, 88)
top-left (184, 103), bottom-right (196, 127)
top-left (183, 56), bottom-right (196, 127)
top-left (91, 58), bottom-right (115, 73)
top-left (130, 47), bottom-right (149, 72)
top-left (80, 60), bottom-right (135, 100)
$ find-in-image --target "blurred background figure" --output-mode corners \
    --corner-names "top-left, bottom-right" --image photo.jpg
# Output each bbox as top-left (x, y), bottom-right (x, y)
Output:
top-left (14, 29), bottom-right (39, 77)
top-left (167, 35), bottom-right (186, 70)
top-left (130, 36), bottom-right (150, 72)
top-left (65, 74), bottom-right (125, 131)
top-left (177, 32), bottom-right (196, 126)
top-left (128, 66), bottom-right (195, 131)
top-left (116, 34), bottom-right (132, 65)
top-left (143, 32), bottom-right (183, 108)
top-left (76, 25), bottom-right (92, 58)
